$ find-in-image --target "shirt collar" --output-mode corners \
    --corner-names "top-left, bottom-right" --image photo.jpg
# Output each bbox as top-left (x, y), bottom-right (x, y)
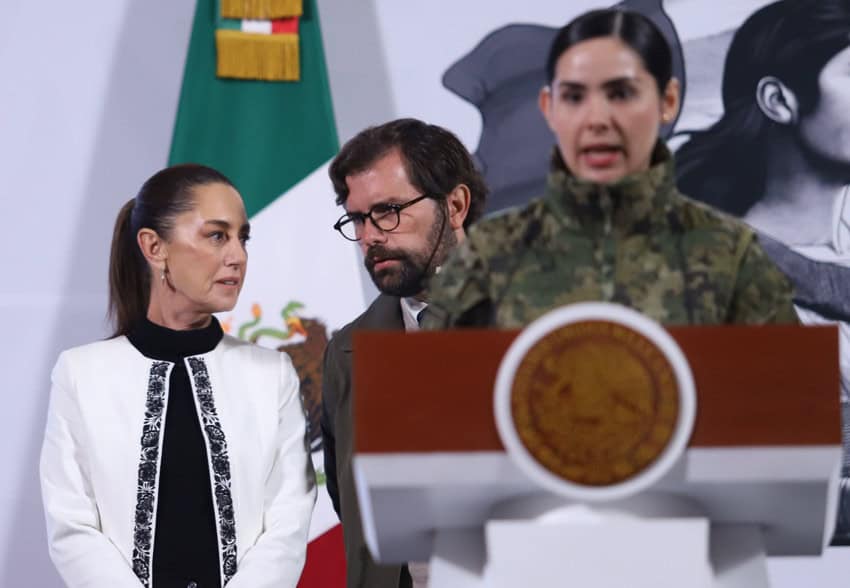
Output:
top-left (832, 186), bottom-right (850, 256)
top-left (400, 297), bottom-right (428, 332)
top-left (127, 315), bottom-right (223, 362)
top-left (793, 186), bottom-right (850, 261)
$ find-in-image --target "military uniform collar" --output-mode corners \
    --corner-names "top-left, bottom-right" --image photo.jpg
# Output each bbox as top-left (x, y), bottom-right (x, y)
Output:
top-left (545, 142), bottom-right (677, 234)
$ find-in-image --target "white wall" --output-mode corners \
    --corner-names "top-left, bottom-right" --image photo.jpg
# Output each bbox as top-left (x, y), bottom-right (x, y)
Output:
top-left (0, 1), bottom-right (196, 584)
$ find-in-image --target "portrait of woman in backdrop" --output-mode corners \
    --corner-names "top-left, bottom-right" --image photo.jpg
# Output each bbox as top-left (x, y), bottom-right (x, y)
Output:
top-left (674, 0), bottom-right (850, 542)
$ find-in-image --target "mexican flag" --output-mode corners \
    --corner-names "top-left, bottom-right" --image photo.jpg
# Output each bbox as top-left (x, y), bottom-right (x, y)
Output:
top-left (169, 0), bottom-right (368, 585)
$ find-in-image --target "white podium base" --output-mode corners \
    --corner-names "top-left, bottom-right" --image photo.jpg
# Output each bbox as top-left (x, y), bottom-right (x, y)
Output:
top-left (429, 505), bottom-right (770, 587)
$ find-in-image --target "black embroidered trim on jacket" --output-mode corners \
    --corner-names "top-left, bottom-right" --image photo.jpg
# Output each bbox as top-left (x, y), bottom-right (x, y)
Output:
top-left (187, 356), bottom-right (237, 584)
top-left (132, 361), bottom-right (170, 587)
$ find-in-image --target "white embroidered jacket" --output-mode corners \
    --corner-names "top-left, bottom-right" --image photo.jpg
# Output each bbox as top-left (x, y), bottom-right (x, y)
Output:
top-left (40, 335), bottom-right (316, 588)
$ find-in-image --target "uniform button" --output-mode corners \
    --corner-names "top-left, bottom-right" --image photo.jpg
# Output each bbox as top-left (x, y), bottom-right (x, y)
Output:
top-left (187, 582), bottom-right (198, 588)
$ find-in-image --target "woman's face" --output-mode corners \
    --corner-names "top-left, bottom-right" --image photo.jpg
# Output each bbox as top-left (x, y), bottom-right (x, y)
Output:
top-left (158, 182), bottom-right (250, 316)
top-left (539, 36), bottom-right (679, 184)
top-left (798, 44), bottom-right (850, 168)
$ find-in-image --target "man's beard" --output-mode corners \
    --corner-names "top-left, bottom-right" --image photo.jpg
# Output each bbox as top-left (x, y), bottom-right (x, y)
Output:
top-left (364, 208), bottom-right (457, 298)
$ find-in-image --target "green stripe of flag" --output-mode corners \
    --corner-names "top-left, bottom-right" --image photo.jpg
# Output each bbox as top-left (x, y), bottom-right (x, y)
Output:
top-left (169, 0), bottom-right (338, 217)
top-left (218, 18), bottom-right (241, 31)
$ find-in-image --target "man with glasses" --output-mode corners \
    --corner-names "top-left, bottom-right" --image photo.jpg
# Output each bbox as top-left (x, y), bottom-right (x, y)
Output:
top-left (321, 118), bottom-right (487, 588)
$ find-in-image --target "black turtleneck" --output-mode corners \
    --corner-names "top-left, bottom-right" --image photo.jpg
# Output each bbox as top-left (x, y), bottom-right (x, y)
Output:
top-left (128, 316), bottom-right (224, 588)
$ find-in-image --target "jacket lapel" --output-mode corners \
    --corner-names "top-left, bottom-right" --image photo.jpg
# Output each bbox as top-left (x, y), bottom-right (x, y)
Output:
top-left (340, 294), bottom-right (404, 353)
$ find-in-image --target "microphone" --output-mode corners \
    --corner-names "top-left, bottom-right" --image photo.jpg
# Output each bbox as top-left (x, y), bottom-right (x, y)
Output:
top-left (418, 202), bottom-right (450, 289)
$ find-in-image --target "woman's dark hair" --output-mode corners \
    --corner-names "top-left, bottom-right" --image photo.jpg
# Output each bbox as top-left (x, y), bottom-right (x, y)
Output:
top-left (108, 163), bottom-right (235, 337)
top-left (545, 8), bottom-right (673, 93)
top-left (676, 0), bottom-right (850, 215)
top-left (329, 118), bottom-right (488, 228)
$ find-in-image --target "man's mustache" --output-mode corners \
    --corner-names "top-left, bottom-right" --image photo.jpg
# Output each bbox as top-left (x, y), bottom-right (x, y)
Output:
top-left (365, 245), bottom-right (409, 269)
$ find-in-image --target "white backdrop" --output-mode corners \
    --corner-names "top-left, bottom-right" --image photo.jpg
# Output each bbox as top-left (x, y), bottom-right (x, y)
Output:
top-left (1, 0), bottom-right (847, 586)
top-left (0, 1), bottom-right (197, 585)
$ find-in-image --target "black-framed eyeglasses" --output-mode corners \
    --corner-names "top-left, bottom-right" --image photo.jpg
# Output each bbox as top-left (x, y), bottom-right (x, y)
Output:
top-left (333, 194), bottom-right (433, 241)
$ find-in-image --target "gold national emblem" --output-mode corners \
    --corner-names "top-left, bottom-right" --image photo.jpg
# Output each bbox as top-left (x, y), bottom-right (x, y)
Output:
top-left (511, 320), bottom-right (679, 486)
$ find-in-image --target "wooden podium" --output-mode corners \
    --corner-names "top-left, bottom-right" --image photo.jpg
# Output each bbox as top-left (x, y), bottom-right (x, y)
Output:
top-left (352, 324), bottom-right (841, 587)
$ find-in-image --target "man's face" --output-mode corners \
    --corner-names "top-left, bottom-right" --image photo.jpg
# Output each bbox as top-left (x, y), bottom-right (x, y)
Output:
top-left (344, 149), bottom-right (455, 297)
top-left (797, 44), bottom-right (850, 169)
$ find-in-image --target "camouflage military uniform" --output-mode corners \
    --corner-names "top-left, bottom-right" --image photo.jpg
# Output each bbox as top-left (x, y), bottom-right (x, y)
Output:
top-left (426, 144), bottom-right (797, 328)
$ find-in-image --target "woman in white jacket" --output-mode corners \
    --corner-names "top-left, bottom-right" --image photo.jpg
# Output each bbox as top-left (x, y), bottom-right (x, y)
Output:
top-left (40, 164), bottom-right (316, 588)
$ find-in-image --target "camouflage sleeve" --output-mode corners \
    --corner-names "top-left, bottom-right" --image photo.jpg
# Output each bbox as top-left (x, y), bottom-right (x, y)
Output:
top-left (423, 235), bottom-right (494, 329)
top-left (727, 232), bottom-right (799, 324)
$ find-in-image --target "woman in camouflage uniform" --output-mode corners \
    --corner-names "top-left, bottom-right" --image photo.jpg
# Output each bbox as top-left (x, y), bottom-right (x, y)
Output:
top-left (425, 8), bottom-right (797, 329)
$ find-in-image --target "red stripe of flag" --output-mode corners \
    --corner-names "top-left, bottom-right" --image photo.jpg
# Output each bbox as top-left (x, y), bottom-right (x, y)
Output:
top-left (297, 524), bottom-right (346, 587)
top-left (272, 17), bottom-right (299, 35)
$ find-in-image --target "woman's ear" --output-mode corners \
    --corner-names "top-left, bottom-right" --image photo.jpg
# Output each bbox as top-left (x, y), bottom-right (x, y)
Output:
top-left (137, 228), bottom-right (167, 270)
top-left (660, 77), bottom-right (681, 124)
top-left (756, 76), bottom-right (799, 125)
top-left (539, 85), bottom-right (556, 132)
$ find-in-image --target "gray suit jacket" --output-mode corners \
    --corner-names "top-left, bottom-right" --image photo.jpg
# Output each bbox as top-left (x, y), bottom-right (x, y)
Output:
top-left (321, 294), bottom-right (412, 588)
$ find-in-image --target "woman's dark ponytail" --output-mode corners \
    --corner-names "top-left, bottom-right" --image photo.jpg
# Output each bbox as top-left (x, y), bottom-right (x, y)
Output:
top-left (108, 198), bottom-right (150, 337)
